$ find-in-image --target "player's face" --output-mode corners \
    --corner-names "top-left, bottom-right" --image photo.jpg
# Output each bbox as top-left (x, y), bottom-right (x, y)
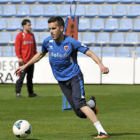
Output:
top-left (48, 21), bottom-right (64, 42)
top-left (23, 22), bottom-right (31, 33)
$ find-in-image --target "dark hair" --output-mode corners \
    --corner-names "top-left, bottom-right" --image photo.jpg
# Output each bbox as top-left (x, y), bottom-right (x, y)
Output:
top-left (22, 19), bottom-right (31, 26)
top-left (48, 16), bottom-right (65, 27)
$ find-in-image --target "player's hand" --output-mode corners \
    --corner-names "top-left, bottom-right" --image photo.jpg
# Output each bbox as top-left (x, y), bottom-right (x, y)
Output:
top-left (18, 58), bottom-right (23, 65)
top-left (14, 65), bottom-right (25, 76)
top-left (101, 66), bottom-right (109, 74)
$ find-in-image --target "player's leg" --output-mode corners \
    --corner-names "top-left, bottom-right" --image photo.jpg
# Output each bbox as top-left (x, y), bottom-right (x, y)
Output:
top-left (15, 65), bottom-right (27, 97)
top-left (71, 72), bottom-right (109, 138)
top-left (26, 64), bottom-right (39, 97)
top-left (59, 81), bottom-right (86, 118)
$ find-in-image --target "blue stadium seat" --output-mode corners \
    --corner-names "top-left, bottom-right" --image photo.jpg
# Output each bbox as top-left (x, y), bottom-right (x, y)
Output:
top-left (112, 5), bottom-right (127, 18)
top-left (0, 33), bottom-right (12, 45)
top-left (120, 0), bottom-right (133, 3)
top-left (117, 47), bottom-right (131, 57)
top-left (12, 46), bottom-right (16, 57)
top-left (24, 0), bottom-right (36, 3)
top-left (126, 5), bottom-right (140, 17)
top-left (78, 18), bottom-right (90, 31)
top-left (3, 46), bottom-right (13, 57)
top-left (16, 5), bottom-right (30, 17)
top-left (106, 0), bottom-right (120, 3)
top-left (29, 5), bottom-right (44, 17)
top-left (125, 33), bottom-right (139, 46)
top-left (52, 0), bottom-right (63, 3)
top-left (2, 5), bottom-right (16, 17)
top-left (32, 32), bottom-right (40, 43)
top-left (132, 47), bottom-right (140, 57)
top-left (11, 0), bottom-right (22, 3)
top-left (78, 52), bottom-right (87, 57)
top-left (132, 19), bottom-right (140, 32)
top-left (0, 5), bottom-right (2, 15)
top-left (93, 0), bottom-right (106, 3)
top-left (37, 46), bottom-right (42, 52)
top-left (85, 5), bottom-right (99, 18)
top-left (89, 19), bottom-right (104, 31)
top-left (98, 5), bottom-right (113, 17)
top-left (40, 33), bottom-right (50, 44)
top-left (103, 47), bottom-right (116, 57)
top-left (78, 33), bottom-right (82, 42)
top-left (118, 19), bottom-right (133, 32)
top-left (6, 18), bottom-right (21, 31)
top-left (103, 19), bottom-right (118, 32)
top-left (75, 5), bottom-right (85, 17)
top-left (0, 0), bottom-right (8, 3)
top-left (0, 46), bottom-right (2, 56)
top-left (12, 32), bottom-right (19, 43)
top-left (43, 5), bottom-right (57, 17)
top-left (58, 5), bottom-right (70, 17)
top-left (110, 33), bottom-right (124, 46)
top-left (89, 46), bottom-right (101, 57)
top-left (0, 19), bottom-right (7, 31)
top-left (33, 19), bottom-right (48, 31)
top-left (135, 0), bottom-right (140, 3)
top-left (78, 0), bottom-right (92, 4)
top-left (95, 33), bottom-right (110, 46)
top-left (38, 0), bottom-right (50, 3)
top-left (82, 33), bottom-right (96, 46)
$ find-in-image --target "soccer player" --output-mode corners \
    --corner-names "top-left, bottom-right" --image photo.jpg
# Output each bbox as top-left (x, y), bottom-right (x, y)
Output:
top-left (15, 19), bottom-right (40, 98)
top-left (15, 16), bottom-right (109, 138)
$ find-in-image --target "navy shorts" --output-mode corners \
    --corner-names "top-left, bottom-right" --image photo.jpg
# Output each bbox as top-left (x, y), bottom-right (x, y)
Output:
top-left (58, 72), bottom-right (87, 111)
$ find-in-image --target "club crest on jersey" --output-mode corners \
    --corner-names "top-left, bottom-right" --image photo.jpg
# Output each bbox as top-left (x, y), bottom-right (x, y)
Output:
top-left (64, 46), bottom-right (69, 51)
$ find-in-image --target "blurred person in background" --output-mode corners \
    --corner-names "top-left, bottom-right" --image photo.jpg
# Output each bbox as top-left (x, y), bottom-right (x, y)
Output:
top-left (15, 19), bottom-right (40, 98)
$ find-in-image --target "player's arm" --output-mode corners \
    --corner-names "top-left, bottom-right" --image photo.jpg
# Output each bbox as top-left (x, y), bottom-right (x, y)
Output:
top-left (15, 51), bottom-right (46, 76)
top-left (85, 49), bottom-right (109, 74)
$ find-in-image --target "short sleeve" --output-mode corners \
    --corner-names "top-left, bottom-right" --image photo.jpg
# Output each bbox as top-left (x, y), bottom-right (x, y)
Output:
top-left (72, 39), bottom-right (89, 54)
top-left (42, 39), bottom-right (48, 54)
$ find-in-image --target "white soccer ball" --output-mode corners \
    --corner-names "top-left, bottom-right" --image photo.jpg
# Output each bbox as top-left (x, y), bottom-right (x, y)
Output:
top-left (13, 120), bottom-right (31, 138)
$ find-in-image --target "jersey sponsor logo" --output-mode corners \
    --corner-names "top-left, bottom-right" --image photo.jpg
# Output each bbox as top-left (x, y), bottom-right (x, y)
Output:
top-left (64, 46), bottom-right (69, 51)
top-left (50, 52), bottom-right (69, 58)
top-left (23, 41), bottom-right (34, 45)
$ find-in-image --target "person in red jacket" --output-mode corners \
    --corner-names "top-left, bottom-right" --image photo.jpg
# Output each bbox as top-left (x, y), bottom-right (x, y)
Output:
top-left (15, 19), bottom-right (40, 98)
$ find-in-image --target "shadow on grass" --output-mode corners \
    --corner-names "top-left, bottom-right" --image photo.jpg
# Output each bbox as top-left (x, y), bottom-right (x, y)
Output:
top-left (19, 139), bottom-right (38, 140)
top-left (91, 133), bottom-right (140, 137)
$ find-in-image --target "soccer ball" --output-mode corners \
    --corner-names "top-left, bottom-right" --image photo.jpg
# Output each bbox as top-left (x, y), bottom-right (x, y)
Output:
top-left (13, 120), bottom-right (31, 138)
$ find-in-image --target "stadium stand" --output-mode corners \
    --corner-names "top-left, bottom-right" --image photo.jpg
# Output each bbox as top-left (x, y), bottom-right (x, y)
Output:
top-left (103, 47), bottom-right (116, 57)
top-left (0, 33), bottom-right (12, 45)
top-left (0, 1), bottom-right (140, 58)
top-left (103, 19), bottom-right (118, 32)
top-left (98, 5), bottom-right (113, 17)
top-left (6, 18), bottom-right (21, 31)
top-left (2, 5), bottom-right (16, 17)
top-left (89, 46), bottom-right (101, 57)
top-left (0, 18), bottom-right (7, 31)
top-left (84, 5), bottom-right (99, 17)
top-left (89, 19), bottom-right (104, 31)
top-left (112, 5), bottom-right (127, 17)
top-left (43, 5), bottom-right (57, 17)
top-left (58, 5), bottom-right (70, 17)
top-left (16, 5), bottom-right (30, 17)
top-left (117, 47), bottom-right (131, 57)
top-left (3, 46), bottom-right (12, 57)
top-left (78, 18), bottom-right (90, 31)
top-left (33, 18), bottom-right (48, 31)
top-left (0, 47), bottom-right (2, 56)
top-left (29, 5), bottom-right (44, 17)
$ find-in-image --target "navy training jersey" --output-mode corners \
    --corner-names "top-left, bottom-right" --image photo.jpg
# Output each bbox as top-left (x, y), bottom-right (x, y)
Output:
top-left (42, 35), bottom-right (89, 81)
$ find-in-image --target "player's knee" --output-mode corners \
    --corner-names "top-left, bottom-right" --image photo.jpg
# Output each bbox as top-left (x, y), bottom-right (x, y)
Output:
top-left (76, 110), bottom-right (87, 119)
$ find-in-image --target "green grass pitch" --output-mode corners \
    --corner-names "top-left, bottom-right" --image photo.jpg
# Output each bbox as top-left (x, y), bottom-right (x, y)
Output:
top-left (0, 84), bottom-right (140, 140)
